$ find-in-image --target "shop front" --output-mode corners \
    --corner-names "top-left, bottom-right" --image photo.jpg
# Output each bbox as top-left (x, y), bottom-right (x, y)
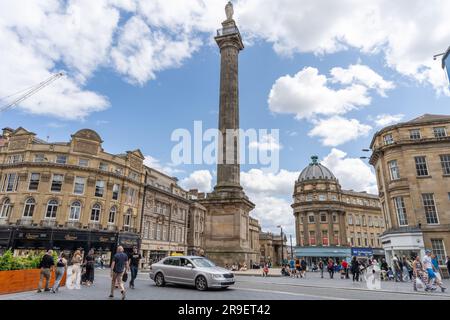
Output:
top-left (294, 246), bottom-right (352, 267)
top-left (380, 228), bottom-right (425, 266)
top-left (0, 228), bottom-right (12, 254)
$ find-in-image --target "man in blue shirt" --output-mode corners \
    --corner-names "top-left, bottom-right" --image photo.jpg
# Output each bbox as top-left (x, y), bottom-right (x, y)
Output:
top-left (109, 246), bottom-right (130, 299)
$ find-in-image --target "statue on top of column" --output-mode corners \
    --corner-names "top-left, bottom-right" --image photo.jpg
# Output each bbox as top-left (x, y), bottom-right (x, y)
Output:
top-left (225, 1), bottom-right (234, 20)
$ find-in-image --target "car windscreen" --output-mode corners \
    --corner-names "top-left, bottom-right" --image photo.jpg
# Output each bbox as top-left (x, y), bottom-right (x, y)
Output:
top-left (191, 258), bottom-right (216, 268)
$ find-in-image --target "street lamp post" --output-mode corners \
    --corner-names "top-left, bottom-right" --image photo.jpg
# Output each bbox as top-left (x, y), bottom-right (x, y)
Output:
top-left (290, 234), bottom-right (293, 260)
top-left (277, 225), bottom-right (284, 265)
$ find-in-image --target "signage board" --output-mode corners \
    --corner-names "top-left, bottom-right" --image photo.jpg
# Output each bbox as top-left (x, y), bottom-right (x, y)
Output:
top-left (351, 247), bottom-right (373, 257)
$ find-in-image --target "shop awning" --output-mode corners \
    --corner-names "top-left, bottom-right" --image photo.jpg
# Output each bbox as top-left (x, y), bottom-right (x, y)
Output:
top-left (294, 247), bottom-right (351, 258)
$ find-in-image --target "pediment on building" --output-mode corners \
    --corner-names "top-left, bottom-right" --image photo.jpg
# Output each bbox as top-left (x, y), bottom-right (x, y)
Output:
top-left (127, 149), bottom-right (145, 160)
top-left (71, 129), bottom-right (103, 143)
top-left (12, 127), bottom-right (35, 137)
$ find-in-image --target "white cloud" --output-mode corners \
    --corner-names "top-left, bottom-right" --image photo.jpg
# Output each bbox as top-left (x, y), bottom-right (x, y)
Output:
top-left (268, 66), bottom-right (377, 120)
top-left (308, 116), bottom-right (372, 147)
top-left (241, 169), bottom-right (298, 196)
top-left (322, 148), bottom-right (377, 194)
top-left (180, 170), bottom-right (213, 192)
top-left (249, 133), bottom-right (282, 152)
top-left (330, 64), bottom-right (395, 97)
top-left (238, 0), bottom-right (450, 94)
top-left (111, 16), bottom-right (201, 85)
top-left (373, 114), bottom-right (405, 127)
top-left (144, 155), bottom-right (183, 176)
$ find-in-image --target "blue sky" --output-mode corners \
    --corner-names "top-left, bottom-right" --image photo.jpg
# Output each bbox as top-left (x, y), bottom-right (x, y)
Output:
top-left (1, 0), bottom-right (450, 238)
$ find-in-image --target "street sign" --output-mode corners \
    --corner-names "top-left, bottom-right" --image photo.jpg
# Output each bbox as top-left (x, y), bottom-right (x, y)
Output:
top-left (351, 247), bottom-right (373, 257)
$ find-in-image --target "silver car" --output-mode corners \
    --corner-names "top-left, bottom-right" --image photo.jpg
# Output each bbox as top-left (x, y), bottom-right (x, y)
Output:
top-left (149, 256), bottom-right (235, 291)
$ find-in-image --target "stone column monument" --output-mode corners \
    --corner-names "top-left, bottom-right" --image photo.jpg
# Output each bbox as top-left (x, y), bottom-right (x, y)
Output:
top-left (198, 2), bottom-right (259, 266)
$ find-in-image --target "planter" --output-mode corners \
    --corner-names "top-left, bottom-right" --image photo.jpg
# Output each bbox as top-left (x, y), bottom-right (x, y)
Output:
top-left (0, 269), bottom-right (67, 295)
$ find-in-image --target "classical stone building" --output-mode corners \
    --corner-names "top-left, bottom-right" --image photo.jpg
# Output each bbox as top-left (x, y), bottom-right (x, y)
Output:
top-left (292, 156), bottom-right (385, 265)
top-left (197, 2), bottom-right (260, 266)
top-left (0, 127), bottom-right (143, 260)
top-left (370, 114), bottom-right (450, 266)
top-left (259, 232), bottom-right (288, 266)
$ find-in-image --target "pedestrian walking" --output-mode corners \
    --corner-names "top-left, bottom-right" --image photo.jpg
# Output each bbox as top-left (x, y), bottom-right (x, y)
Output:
top-left (392, 255), bottom-right (403, 282)
top-left (430, 253), bottom-right (446, 292)
top-left (52, 253), bottom-right (67, 293)
top-left (380, 258), bottom-right (389, 281)
top-left (300, 258), bottom-right (307, 278)
top-left (129, 246), bottom-right (142, 289)
top-left (446, 256), bottom-right (450, 275)
top-left (351, 256), bottom-right (360, 282)
top-left (295, 259), bottom-right (301, 278)
top-left (84, 249), bottom-right (95, 286)
top-left (37, 250), bottom-right (55, 293)
top-left (327, 258), bottom-right (334, 279)
top-left (69, 250), bottom-right (82, 290)
top-left (289, 258), bottom-right (295, 277)
top-left (342, 259), bottom-right (349, 279)
top-left (109, 246), bottom-right (129, 300)
top-left (318, 260), bottom-right (324, 279)
top-left (402, 256), bottom-right (413, 281)
top-left (412, 255), bottom-right (434, 292)
top-left (262, 264), bottom-right (269, 277)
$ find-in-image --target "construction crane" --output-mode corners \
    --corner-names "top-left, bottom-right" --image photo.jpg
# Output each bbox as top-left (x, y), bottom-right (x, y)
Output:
top-left (0, 72), bottom-right (65, 114)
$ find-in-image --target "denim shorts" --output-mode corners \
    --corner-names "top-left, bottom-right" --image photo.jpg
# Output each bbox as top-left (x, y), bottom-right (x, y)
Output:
top-left (427, 268), bottom-right (436, 279)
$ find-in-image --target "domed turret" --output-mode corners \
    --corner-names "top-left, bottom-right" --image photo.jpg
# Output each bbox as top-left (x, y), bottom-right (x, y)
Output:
top-left (298, 156), bottom-right (336, 182)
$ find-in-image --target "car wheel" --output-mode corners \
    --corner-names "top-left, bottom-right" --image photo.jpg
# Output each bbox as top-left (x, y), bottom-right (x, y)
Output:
top-left (155, 273), bottom-right (165, 287)
top-left (195, 275), bottom-right (208, 291)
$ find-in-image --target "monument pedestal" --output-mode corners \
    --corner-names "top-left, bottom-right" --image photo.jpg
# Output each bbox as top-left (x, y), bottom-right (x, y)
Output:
top-left (199, 190), bottom-right (258, 266)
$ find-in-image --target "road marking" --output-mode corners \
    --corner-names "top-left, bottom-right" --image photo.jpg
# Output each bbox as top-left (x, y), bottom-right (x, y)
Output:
top-left (232, 287), bottom-right (349, 300)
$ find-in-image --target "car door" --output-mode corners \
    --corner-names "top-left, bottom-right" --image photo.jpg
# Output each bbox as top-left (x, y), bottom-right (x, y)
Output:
top-left (161, 257), bottom-right (176, 282)
top-left (176, 258), bottom-right (196, 285)
top-left (167, 257), bottom-right (184, 284)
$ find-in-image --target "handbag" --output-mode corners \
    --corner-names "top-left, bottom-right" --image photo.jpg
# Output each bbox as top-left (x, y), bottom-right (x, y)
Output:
top-left (415, 276), bottom-right (424, 289)
top-left (122, 271), bottom-right (128, 282)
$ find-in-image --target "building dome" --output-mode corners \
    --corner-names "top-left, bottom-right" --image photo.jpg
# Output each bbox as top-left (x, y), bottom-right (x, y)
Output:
top-left (298, 156), bottom-right (336, 182)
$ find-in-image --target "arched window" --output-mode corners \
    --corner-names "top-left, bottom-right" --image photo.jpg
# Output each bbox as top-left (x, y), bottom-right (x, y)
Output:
top-left (124, 209), bottom-right (132, 227)
top-left (45, 199), bottom-right (58, 219)
top-left (91, 203), bottom-right (101, 222)
top-left (23, 198), bottom-right (35, 218)
top-left (69, 201), bottom-right (81, 221)
top-left (0, 198), bottom-right (11, 218)
top-left (108, 206), bottom-right (117, 224)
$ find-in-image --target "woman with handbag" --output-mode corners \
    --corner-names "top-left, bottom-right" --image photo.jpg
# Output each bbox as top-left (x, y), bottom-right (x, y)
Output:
top-left (412, 255), bottom-right (434, 292)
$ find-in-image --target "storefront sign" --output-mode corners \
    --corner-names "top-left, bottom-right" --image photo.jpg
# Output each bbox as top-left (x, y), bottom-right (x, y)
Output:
top-left (351, 247), bottom-right (373, 257)
top-left (17, 232), bottom-right (48, 240)
top-left (64, 234), bottom-right (78, 241)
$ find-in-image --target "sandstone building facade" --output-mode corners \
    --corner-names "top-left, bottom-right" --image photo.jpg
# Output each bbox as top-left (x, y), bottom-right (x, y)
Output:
top-left (370, 114), bottom-right (450, 266)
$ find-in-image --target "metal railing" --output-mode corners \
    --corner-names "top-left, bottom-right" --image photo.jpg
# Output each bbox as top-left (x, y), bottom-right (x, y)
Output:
top-left (217, 26), bottom-right (239, 36)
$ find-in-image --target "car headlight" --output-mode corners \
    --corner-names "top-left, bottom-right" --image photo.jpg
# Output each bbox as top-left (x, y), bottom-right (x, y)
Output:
top-left (212, 274), bottom-right (223, 279)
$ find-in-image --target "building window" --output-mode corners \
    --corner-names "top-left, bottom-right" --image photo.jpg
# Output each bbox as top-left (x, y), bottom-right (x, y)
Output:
top-left (150, 222), bottom-right (155, 240)
top-left (364, 234), bottom-right (368, 247)
top-left (128, 171), bottom-right (139, 181)
top-left (370, 233), bottom-right (375, 247)
top-left (409, 129), bottom-right (421, 140)
top-left (99, 162), bottom-right (108, 171)
top-left (348, 215), bottom-right (353, 225)
top-left (69, 201), bottom-right (81, 221)
top-left (320, 213), bottom-right (327, 223)
top-left (319, 194), bottom-right (326, 201)
top-left (45, 200), bottom-right (58, 219)
top-left (162, 226), bottom-right (168, 241)
top-left (383, 134), bottom-right (394, 145)
top-left (362, 215), bottom-right (367, 226)
top-left (108, 206), bottom-right (116, 224)
top-left (350, 233), bottom-right (354, 246)
top-left (334, 231), bottom-right (339, 245)
top-left (112, 184), bottom-right (120, 200)
top-left (90, 203), bottom-right (101, 222)
top-left (78, 158), bottom-right (89, 167)
top-left (8, 154), bottom-right (23, 164)
top-left (422, 193), bottom-right (439, 224)
top-left (306, 194), bottom-right (312, 201)
top-left (55, 155), bottom-right (67, 164)
top-left (73, 177), bottom-right (85, 195)
top-left (430, 239), bottom-right (446, 265)
top-left (0, 198), bottom-right (12, 218)
top-left (376, 234), bottom-right (380, 247)
top-left (388, 160), bottom-right (400, 180)
top-left (357, 233), bottom-right (362, 246)
top-left (415, 156), bottom-right (429, 176)
top-left (440, 155), bottom-right (450, 175)
top-left (394, 197), bottom-right (408, 226)
top-left (332, 214), bottom-right (337, 223)
top-left (3, 173), bottom-right (18, 192)
top-left (368, 216), bottom-right (373, 227)
top-left (95, 180), bottom-right (105, 197)
top-left (51, 174), bottom-right (63, 192)
top-left (355, 215), bottom-right (361, 225)
top-left (308, 214), bottom-right (315, 224)
top-left (309, 231), bottom-right (316, 246)
top-left (331, 195), bottom-right (337, 201)
top-left (171, 228), bottom-right (176, 242)
top-left (433, 127), bottom-right (447, 138)
top-left (322, 230), bottom-right (328, 246)
top-left (34, 154), bottom-right (46, 162)
top-left (124, 209), bottom-right (132, 227)
top-left (23, 198), bottom-right (35, 218)
top-left (156, 224), bottom-right (161, 240)
top-left (126, 188), bottom-right (136, 205)
top-left (28, 173), bottom-right (40, 191)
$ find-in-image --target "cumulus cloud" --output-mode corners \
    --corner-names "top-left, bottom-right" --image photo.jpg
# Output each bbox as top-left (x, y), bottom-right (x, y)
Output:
top-left (241, 169), bottom-right (298, 196)
top-left (268, 67), bottom-right (371, 120)
top-left (322, 148), bottom-right (378, 194)
top-left (372, 114), bottom-right (405, 127)
top-left (308, 116), bottom-right (372, 147)
top-left (144, 155), bottom-right (183, 176)
top-left (249, 133), bottom-right (282, 152)
top-left (238, 0), bottom-right (450, 94)
top-left (180, 170), bottom-right (213, 192)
